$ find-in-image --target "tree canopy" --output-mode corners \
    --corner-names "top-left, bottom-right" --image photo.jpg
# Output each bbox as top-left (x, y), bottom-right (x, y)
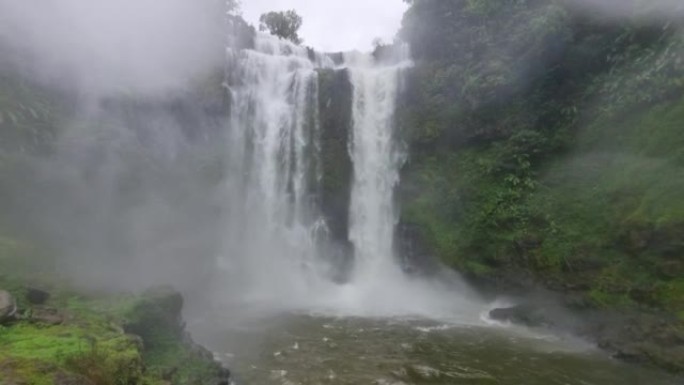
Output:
top-left (259, 10), bottom-right (303, 44)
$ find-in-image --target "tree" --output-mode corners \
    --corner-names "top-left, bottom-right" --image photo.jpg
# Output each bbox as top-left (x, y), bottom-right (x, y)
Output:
top-left (226, 0), bottom-right (240, 15)
top-left (259, 10), bottom-right (303, 44)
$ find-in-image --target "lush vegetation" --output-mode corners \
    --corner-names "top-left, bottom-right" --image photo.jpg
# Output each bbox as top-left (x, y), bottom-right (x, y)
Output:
top-left (3, 0), bottom-right (684, 377)
top-left (395, 3), bottom-right (684, 371)
top-left (259, 9), bottom-right (304, 44)
top-left (397, 0), bottom-right (684, 316)
top-left (0, 267), bottom-right (227, 385)
top-left (0, 35), bottom-right (230, 385)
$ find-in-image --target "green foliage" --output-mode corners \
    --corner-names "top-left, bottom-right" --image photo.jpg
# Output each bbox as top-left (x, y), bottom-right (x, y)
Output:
top-left (403, 93), bottom-right (684, 314)
top-left (0, 73), bottom-right (62, 154)
top-left (0, 277), bottom-right (223, 385)
top-left (226, 0), bottom-right (240, 14)
top-left (0, 312), bottom-right (145, 385)
top-left (398, 0), bottom-right (574, 150)
top-left (259, 9), bottom-right (303, 44)
top-left (120, 288), bottom-right (226, 385)
top-left (588, 25), bottom-right (684, 116)
top-left (399, 0), bottom-right (684, 318)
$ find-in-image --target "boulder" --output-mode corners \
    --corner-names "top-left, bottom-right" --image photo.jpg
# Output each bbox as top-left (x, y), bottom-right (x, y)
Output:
top-left (29, 306), bottom-right (64, 325)
top-left (216, 366), bottom-right (232, 385)
top-left (594, 313), bottom-right (684, 372)
top-left (488, 304), bottom-right (553, 327)
top-left (26, 287), bottom-right (50, 305)
top-left (0, 290), bottom-right (17, 323)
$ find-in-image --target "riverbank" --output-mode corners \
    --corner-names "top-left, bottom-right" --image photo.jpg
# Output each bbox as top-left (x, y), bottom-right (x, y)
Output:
top-left (0, 273), bottom-right (230, 385)
top-left (476, 278), bottom-right (684, 374)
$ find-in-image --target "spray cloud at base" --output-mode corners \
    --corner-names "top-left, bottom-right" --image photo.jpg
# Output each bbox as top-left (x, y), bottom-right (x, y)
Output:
top-left (0, 0), bottom-right (486, 324)
top-left (209, 33), bottom-right (485, 322)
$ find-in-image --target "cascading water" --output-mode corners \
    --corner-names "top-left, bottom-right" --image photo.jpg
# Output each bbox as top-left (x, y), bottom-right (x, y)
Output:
top-left (324, 49), bottom-right (483, 320)
top-left (219, 34), bottom-right (334, 309)
top-left (345, 47), bottom-right (411, 283)
top-left (192, 36), bottom-right (682, 385)
top-left (219, 35), bottom-right (482, 320)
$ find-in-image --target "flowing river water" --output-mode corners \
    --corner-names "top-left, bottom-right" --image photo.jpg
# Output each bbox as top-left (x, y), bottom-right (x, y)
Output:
top-left (192, 314), bottom-right (680, 385)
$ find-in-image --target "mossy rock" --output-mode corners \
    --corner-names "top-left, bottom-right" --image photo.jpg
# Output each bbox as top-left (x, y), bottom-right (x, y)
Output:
top-left (0, 283), bottom-right (228, 385)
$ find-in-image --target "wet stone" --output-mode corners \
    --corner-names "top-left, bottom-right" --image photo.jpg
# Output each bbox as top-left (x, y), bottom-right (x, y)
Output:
top-left (0, 290), bottom-right (17, 323)
top-left (29, 306), bottom-right (64, 325)
top-left (26, 287), bottom-right (50, 305)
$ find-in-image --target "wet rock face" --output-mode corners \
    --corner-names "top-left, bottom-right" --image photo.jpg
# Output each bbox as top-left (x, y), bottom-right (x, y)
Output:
top-left (123, 286), bottom-right (186, 341)
top-left (395, 221), bottom-right (442, 275)
top-left (318, 68), bottom-right (353, 246)
top-left (592, 314), bottom-right (684, 373)
top-left (0, 290), bottom-right (17, 323)
top-left (488, 304), bottom-right (554, 328)
top-left (216, 366), bottom-right (232, 385)
top-left (489, 302), bottom-right (684, 373)
top-left (122, 286), bottom-right (234, 385)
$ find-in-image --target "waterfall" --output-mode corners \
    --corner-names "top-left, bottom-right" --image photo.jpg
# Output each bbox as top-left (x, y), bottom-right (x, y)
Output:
top-left (220, 34), bottom-right (333, 307)
top-left (219, 37), bottom-right (480, 319)
top-left (345, 47), bottom-right (411, 283)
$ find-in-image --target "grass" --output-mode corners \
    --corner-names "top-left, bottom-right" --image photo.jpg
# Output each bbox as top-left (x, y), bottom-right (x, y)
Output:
top-left (0, 268), bottom-right (224, 385)
top-left (0, 325), bottom-right (144, 385)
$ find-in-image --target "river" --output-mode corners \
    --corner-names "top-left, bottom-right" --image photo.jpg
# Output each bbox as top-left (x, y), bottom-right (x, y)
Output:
top-left (192, 312), bottom-right (679, 385)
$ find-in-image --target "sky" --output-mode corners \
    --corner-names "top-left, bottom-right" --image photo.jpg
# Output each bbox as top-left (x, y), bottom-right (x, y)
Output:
top-left (241, 0), bottom-right (409, 52)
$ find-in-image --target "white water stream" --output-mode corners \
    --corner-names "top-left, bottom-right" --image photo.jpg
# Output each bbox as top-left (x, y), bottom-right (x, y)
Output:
top-left (218, 34), bottom-right (483, 321)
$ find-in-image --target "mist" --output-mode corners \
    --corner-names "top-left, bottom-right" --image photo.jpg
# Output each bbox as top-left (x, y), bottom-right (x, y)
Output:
top-left (0, 0), bottom-right (680, 300)
top-left (0, 0), bottom-right (225, 95)
top-left (1, 1), bottom-right (683, 383)
top-left (0, 0), bottom-right (230, 293)
top-left (566, 0), bottom-right (684, 19)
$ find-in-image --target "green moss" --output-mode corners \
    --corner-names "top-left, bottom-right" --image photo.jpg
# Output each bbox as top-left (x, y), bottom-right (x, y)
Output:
top-left (677, 311), bottom-right (684, 322)
top-left (116, 288), bottom-right (226, 385)
top-left (0, 282), bottom-right (225, 385)
top-left (0, 73), bottom-right (63, 155)
top-left (587, 289), bottom-right (635, 309)
top-left (653, 279), bottom-right (684, 312)
top-left (0, 320), bottom-right (144, 384)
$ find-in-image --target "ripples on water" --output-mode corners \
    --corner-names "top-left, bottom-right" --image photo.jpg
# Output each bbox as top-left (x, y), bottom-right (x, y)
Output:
top-left (191, 314), bottom-right (680, 385)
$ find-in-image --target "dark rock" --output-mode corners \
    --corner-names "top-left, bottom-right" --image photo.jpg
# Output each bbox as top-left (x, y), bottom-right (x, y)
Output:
top-left (30, 306), bottom-right (64, 325)
top-left (216, 366), bottom-right (232, 385)
top-left (488, 304), bottom-right (554, 327)
top-left (318, 68), bottom-right (353, 247)
top-left (26, 287), bottom-right (50, 305)
top-left (395, 221), bottom-right (441, 275)
top-left (182, 330), bottom-right (215, 361)
top-left (586, 312), bottom-right (684, 373)
top-left (123, 286), bottom-right (185, 341)
top-left (122, 287), bottom-right (234, 384)
top-left (0, 290), bottom-right (17, 323)
top-left (161, 366), bottom-right (179, 381)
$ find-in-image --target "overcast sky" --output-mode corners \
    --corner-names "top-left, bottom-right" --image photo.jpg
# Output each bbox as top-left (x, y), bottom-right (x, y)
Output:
top-left (241, 0), bottom-right (408, 52)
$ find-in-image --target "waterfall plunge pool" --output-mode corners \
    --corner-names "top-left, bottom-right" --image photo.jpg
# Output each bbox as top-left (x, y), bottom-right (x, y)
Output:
top-left (191, 312), bottom-right (680, 385)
